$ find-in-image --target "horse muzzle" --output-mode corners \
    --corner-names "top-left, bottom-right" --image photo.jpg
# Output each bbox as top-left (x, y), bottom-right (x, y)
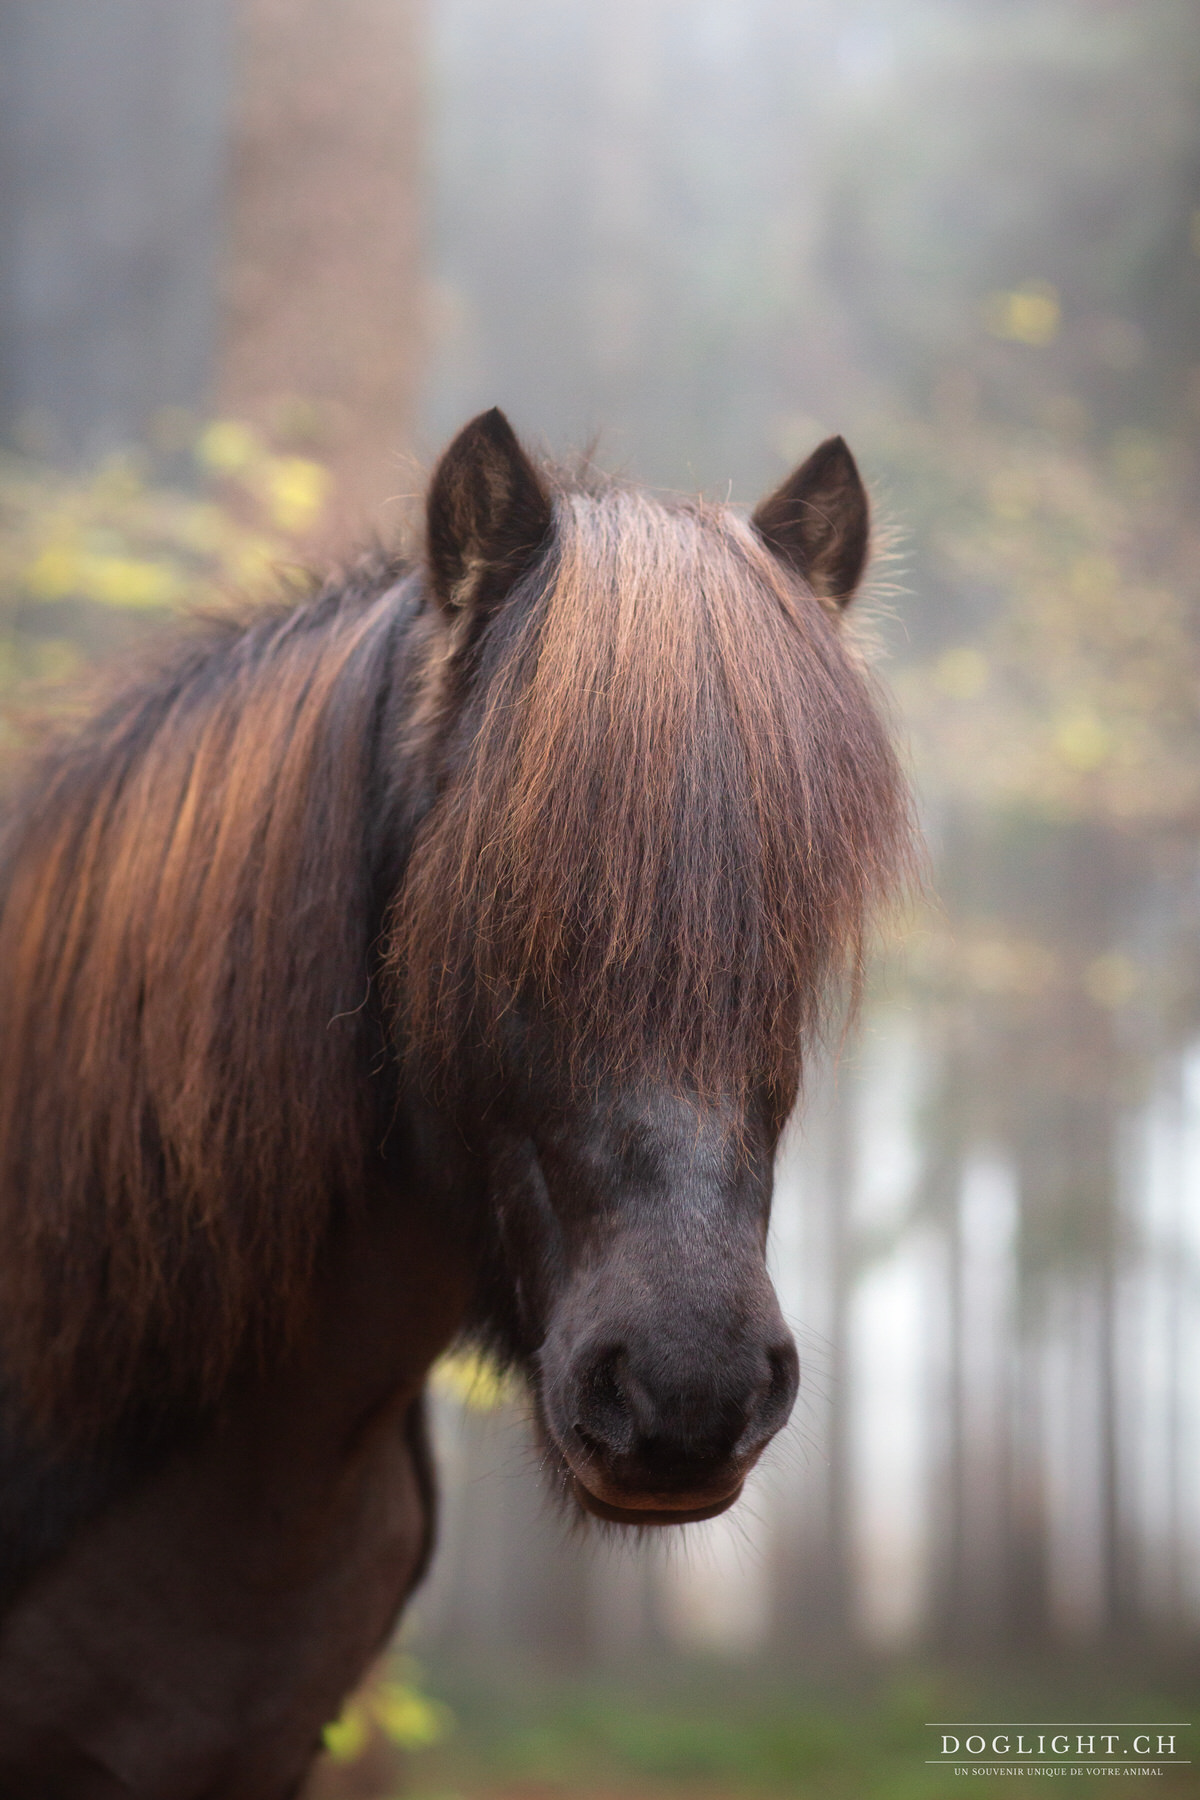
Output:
top-left (542, 1328), bottom-right (799, 1529)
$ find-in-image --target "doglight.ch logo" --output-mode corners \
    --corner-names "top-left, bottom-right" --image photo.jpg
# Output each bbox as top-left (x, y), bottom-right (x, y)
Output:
top-left (926, 1721), bottom-right (1191, 1779)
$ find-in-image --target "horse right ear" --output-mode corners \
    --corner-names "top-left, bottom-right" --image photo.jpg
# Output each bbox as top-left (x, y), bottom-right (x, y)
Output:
top-left (426, 408), bottom-right (553, 619)
top-left (752, 436), bottom-right (870, 607)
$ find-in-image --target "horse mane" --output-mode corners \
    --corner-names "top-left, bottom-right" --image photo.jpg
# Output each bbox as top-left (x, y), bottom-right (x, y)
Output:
top-left (0, 555), bottom-right (416, 1442)
top-left (390, 482), bottom-right (913, 1116)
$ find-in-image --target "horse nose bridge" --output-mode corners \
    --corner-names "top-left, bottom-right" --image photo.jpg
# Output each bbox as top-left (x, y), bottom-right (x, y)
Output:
top-left (559, 1188), bottom-right (789, 1374)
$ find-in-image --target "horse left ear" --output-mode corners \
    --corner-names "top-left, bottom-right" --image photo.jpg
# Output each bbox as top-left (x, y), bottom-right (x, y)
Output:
top-left (752, 436), bottom-right (869, 607)
top-left (426, 407), bottom-right (554, 619)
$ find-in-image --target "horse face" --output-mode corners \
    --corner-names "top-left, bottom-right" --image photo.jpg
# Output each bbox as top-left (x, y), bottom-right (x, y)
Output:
top-left (485, 1080), bottom-right (798, 1527)
top-left (404, 408), bottom-right (902, 1525)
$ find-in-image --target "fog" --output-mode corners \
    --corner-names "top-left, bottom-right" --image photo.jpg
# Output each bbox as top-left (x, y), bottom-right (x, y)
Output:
top-left (417, 0), bottom-right (1200, 1665)
top-left (1, 0), bottom-right (1197, 1787)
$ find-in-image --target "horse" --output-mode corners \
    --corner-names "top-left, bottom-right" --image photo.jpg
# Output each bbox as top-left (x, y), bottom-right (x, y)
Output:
top-left (0, 409), bottom-right (911, 1797)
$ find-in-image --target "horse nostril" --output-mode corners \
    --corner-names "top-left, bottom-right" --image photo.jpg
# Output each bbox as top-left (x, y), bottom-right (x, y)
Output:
top-left (572, 1422), bottom-right (608, 1461)
top-left (572, 1348), bottom-right (637, 1458)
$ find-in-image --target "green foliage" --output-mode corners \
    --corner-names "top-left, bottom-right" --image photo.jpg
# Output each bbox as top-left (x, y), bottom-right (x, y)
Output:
top-left (887, 416), bottom-right (1200, 829)
top-left (430, 1347), bottom-right (521, 1413)
top-left (0, 421), bottom-right (330, 737)
top-left (322, 1657), bottom-right (453, 1764)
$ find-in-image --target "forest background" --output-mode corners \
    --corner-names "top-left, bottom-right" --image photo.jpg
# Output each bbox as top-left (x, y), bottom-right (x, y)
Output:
top-left (1, 2), bottom-right (1198, 1796)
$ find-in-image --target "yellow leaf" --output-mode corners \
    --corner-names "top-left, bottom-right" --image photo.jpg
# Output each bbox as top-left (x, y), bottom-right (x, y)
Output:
top-left (1054, 710), bottom-right (1110, 772)
top-left (265, 456), bottom-right (328, 533)
top-left (322, 1702), bottom-right (369, 1763)
top-left (983, 281), bottom-right (1061, 348)
top-left (374, 1680), bottom-right (453, 1749)
top-left (197, 419), bottom-right (260, 475)
top-left (25, 544), bottom-right (83, 599)
top-left (431, 1348), bottom-right (517, 1411)
top-left (79, 555), bottom-right (179, 609)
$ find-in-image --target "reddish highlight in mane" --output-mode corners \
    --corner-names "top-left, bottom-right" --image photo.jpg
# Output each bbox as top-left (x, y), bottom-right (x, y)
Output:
top-left (0, 563), bottom-right (412, 1441)
top-left (391, 485), bottom-right (912, 1113)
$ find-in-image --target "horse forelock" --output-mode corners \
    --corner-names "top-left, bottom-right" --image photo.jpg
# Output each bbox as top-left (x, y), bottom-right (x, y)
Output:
top-left (390, 481), bottom-right (914, 1115)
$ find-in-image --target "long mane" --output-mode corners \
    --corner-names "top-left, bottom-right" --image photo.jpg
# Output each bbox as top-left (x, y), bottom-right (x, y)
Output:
top-left (391, 484), bottom-right (913, 1115)
top-left (0, 558), bottom-right (416, 1441)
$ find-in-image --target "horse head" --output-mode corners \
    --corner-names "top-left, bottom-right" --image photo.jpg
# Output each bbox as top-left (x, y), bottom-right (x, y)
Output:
top-left (390, 409), bottom-right (910, 1525)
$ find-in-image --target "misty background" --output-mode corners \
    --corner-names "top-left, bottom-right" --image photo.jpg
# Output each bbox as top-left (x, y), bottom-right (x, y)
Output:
top-left (1, 0), bottom-right (1198, 1791)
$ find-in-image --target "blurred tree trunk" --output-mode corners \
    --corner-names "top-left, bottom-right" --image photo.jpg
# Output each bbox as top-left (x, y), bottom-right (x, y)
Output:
top-left (0, 0), bottom-right (232, 463)
top-left (820, 1069), bottom-right (860, 1647)
top-left (219, 0), bottom-right (424, 538)
top-left (926, 815), bottom-right (1140, 1652)
top-left (769, 1065), bottom-right (858, 1658)
top-left (924, 1023), bottom-right (970, 1647)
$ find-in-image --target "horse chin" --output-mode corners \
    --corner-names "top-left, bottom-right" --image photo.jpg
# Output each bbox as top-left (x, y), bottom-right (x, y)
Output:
top-left (566, 1471), bottom-right (744, 1528)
